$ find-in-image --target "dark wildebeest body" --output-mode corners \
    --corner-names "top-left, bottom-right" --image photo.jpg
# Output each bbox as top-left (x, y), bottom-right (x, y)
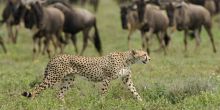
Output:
top-left (133, 0), bottom-right (170, 55)
top-left (165, 1), bottom-right (217, 53)
top-left (0, 0), bottom-right (20, 44)
top-left (50, 2), bottom-right (102, 55)
top-left (15, 1), bottom-right (65, 58)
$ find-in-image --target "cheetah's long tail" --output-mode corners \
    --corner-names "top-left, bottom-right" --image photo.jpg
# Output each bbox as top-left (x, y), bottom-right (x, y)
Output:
top-left (22, 92), bottom-right (32, 98)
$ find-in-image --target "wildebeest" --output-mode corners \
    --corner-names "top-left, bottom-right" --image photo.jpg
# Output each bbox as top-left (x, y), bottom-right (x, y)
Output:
top-left (120, 3), bottom-right (170, 53)
top-left (49, 1), bottom-right (102, 55)
top-left (165, 1), bottom-right (217, 53)
top-left (120, 3), bottom-right (143, 49)
top-left (131, 0), bottom-right (170, 55)
top-left (0, 0), bottom-right (21, 44)
top-left (15, 0), bottom-right (65, 58)
top-left (186, 0), bottom-right (217, 16)
top-left (0, 36), bottom-right (7, 53)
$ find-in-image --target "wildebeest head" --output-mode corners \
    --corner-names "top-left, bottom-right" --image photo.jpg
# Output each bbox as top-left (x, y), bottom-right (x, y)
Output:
top-left (134, 0), bottom-right (147, 22)
top-left (15, 1), bottom-right (44, 29)
top-left (14, 3), bottom-right (35, 29)
top-left (30, 2), bottom-right (44, 28)
top-left (120, 4), bottom-right (129, 29)
top-left (134, 0), bottom-right (153, 22)
top-left (13, 3), bottom-right (26, 24)
top-left (120, 3), bottom-right (137, 29)
top-left (24, 4), bottom-right (38, 29)
top-left (165, 2), bottom-right (175, 26)
top-left (173, 2), bottom-right (189, 30)
top-left (2, 0), bottom-right (22, 25)
top-left (165, 1), bottom-right (188, 30)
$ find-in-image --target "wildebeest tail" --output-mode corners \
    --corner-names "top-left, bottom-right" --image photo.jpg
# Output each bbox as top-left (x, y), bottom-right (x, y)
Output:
top-left (93, 21), bottom-right (102, 55)
top-left (22, 91), bottom-right (32, 98)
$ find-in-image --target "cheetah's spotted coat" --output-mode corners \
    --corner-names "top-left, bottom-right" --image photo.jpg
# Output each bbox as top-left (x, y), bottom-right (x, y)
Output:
top-left (22, 50), bottom-right (151, 102)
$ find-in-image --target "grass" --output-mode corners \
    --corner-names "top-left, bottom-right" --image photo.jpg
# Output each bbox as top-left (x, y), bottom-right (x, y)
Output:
top-left (1, 1), bottom-right (220, 110)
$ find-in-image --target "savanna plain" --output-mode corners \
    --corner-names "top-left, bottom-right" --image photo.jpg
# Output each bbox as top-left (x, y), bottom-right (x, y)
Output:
top-left (1, 1), bottom-right (220, 110)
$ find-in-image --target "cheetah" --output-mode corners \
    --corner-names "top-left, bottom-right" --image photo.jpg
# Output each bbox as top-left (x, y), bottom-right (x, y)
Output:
top-left (22, 50), bottom-right (151, 102)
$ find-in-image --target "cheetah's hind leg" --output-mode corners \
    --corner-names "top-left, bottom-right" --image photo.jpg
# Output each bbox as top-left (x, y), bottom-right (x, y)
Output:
top-left (22, 67), bottom-right (74, 99)
top-left (57, 74), bottom-right (75, 103)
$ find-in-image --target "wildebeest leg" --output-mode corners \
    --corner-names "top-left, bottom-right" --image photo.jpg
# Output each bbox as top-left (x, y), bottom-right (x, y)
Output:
top-left (6, 24), bottom-right (13, 43)
top-left (194, 29), bottom-right (201, 51)
top-left (0, 37), bottom-right (7, 53)
top-left (11, 25), bottom-right (19, 44)
top-left (33, 31), bottom-right (43, 54)
top-left (56, 30), bottom-right (67, 53)
top-left (64, 33), bottom-right (70, 45)
top-left (51, 35), bottom-right (58, 54)
top-left (204, 26), bottom-right (217, 53)
top-left (80, 28), bottom-right (90, 55)
top-left (38, 38), bottom-right (42, 54)
top-left (33, 33), bottom-right (40, 59)
top-left (164, 32), bottom-right (171, 47)
top-left (184, 30), bottom-right (188, 52)
top-left (140, 31), bottom-right (146, 50)
top-left (56, 31), bottom-right (65, 54)
top-left (127, 29), bottom-right (134, 49)
top-left (44, 34), bottom-right (52, 58)
top-left (145, 28), bottom-right (154, 54)
top-left (155, 33), bottom-right (162, 51)
top-left (70, 35), bottom-right (78, 54)
top-left (14, 26), bottom-right (18, 44)
top-left (42, 39), bottom-right (47, 55)
top-left (158, 31), bottom-right (167, 55)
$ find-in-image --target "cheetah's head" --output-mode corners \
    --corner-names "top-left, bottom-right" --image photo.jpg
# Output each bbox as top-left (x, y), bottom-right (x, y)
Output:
top-left (130, 50), bottom-right (151, 64)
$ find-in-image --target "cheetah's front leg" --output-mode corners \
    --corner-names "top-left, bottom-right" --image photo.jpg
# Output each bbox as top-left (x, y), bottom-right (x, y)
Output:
top-left (122, 74), bottom-right (142, 101)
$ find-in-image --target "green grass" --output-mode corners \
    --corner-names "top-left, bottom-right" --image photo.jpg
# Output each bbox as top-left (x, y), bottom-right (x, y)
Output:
top-left (1, 1), bottom-right (220, 110)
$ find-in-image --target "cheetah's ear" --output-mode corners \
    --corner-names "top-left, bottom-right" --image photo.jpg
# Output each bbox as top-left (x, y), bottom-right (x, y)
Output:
top-left (131, 49), bottom-right (137, 55)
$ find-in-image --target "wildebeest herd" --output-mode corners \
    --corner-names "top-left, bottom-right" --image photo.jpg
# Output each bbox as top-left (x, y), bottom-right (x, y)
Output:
top-left (0, 0), bottom-right (219, 58)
